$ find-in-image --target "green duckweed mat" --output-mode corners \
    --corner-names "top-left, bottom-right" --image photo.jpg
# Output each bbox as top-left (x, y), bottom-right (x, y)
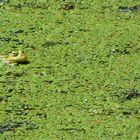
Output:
top-left (0, 0), bottom-right (140, 139)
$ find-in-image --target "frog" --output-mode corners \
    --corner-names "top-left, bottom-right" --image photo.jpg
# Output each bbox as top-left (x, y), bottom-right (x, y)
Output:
top-left (0, 50), bottom-right (28, 65)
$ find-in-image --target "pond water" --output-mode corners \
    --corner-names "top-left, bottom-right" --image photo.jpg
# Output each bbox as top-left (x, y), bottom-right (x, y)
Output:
top-left (0, 0), bottom-right (140, 139)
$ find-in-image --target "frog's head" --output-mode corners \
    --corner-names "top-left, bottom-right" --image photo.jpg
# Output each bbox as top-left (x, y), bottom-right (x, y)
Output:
top-left (8, 51), bottom-right (18, 57)
top-left (18, 50), bottom-right (26, 57)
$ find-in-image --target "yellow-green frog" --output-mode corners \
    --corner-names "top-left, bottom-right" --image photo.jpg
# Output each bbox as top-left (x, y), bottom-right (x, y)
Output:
top-left (0, 50), bottom-right (28, 64)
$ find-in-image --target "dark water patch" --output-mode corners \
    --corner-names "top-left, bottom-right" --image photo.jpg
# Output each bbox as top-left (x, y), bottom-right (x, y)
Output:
top-left (16, 111), bottom-right (29, 116)
top-left (108, 48), bottom-right (130, 57)
top-left (7, 88), bottom-right (13, 93)
top-left (0, 0), bottom-right (10, 5)
top-left (122, 111), bottom-right (132, 116)
top-left (0, 80), bottom-right (14, 84)
top-left (23, 2), bottom-right (34, 7)
top-left (0, 121), bottom-right (22, 133)
top-left (118, 6), bottom-right (133, 12)
top-left (14, 4), bottom-right (22, 10)
top-left (5, 71), bottom-right (26, 78)
top-left (60, 2), bottom-right (75, 10)
top-left (111, 48), bottom-right (130, 54)
top-left (0, 36), bottom-right (24, 45)
top-left (99, 60), bottom-right (107, 65)
top-left (78, 28), bottom-right (90, 32)
top-left (5, 108), bottom-right (29, 116)
top-left (20, 1), bottom-right (49, 10)
top-left (121, 107), bottom-right (139, 116)
top-left (112, 89), bottom-right (140, 103)
top-left (28, 27), bottom-right (35, 33)
top-left (58, 128), bottom-right (86, 134)
top-left (9, 4), bottom-right (22, 10)
top-left (118, 5), bottom-right (140, 13)
top-left (0, 37), bottom-right (11, 42)
top-left (36, 111), bottom-right (47, 118)
top-left (14, 29), bottom-right (24, 34)
top-left (12, 39), bottom-right (22, 44)
top-left (42, 41), bottom-right (70, 48)
top-left (20, 103), bottom-right (34, 111)
top-left (10, 45), bottom-right (17, 48)
top-left (25, 123), bottom-right (38, 131)
top-left (134, 76), bottom-right (140, 81)
top-left (122, 89), bottom-right (140, 101)
top-left (43, 80), bottom-right (53, 84)
top-left (56, 20), bottom-right (63, 24)
top-left (131, 5), bottom-right (140, 11)
top-left (58, 90), bottom-right (68, 94)
top-left (0, 120), bottom-right (38, 133)
top-left (5, 104), bottom-right (34, 116)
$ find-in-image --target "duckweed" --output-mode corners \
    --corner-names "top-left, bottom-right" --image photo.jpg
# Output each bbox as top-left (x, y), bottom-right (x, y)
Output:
top-left (0, 0), bottom-right (140, 139)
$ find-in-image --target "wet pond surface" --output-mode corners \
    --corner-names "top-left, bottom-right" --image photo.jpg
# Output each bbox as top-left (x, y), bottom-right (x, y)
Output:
top-left (0, 0), bottom-right (140, 139)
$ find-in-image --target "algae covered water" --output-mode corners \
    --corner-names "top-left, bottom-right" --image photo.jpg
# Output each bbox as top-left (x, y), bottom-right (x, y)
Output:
top-left (0, 0), bottom-right (140, 139)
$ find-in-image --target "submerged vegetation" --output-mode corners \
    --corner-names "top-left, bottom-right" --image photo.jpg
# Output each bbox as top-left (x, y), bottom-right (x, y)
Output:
top-left (0, 0), bottom-right (140, 139)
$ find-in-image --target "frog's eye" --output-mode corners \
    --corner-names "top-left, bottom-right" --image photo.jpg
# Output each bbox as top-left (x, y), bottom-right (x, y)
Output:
top-left (12, 51), bottom-right (18, 56)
